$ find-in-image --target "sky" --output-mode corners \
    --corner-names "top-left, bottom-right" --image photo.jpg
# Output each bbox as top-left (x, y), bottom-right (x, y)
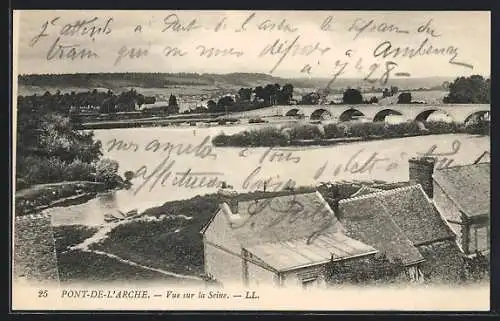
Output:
top-left (13, 10), bottom-right (490, 79)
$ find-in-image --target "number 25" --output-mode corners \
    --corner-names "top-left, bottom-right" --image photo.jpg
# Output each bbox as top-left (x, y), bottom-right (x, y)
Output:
top-left (38, 289), bottom-right (48, 298)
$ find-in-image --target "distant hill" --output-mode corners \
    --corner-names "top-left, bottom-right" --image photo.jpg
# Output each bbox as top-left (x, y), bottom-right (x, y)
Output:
top-left (17, 73), bottom-right (454, 93)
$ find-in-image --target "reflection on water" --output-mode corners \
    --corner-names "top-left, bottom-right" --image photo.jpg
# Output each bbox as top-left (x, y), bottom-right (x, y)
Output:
top-left (46, 125), bottom-right (489, 227)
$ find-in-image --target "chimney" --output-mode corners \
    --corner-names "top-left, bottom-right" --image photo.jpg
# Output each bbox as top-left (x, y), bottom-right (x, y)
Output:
top-left (217, 189), bottom-right (239, 214)
top-left (408, 157), bottom-right (436, 198)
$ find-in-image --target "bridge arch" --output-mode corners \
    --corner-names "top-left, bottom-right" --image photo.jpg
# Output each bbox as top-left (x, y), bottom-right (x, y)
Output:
top-left (339, 108), bottom-right (365, 122)
top-left (285, 108), bottom-right (302, 117)
top-left (310, 108), bottom-right (332, 120)
top-left (373, 109), bottom-right (404, 122)
top-left (464, 110), bottom-right (490, 124)
top-left (415, 109), bottom-right (454, 122)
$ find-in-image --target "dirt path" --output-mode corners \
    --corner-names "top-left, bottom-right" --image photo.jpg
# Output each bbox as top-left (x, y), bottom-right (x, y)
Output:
top-left (67, 215), bottom-right (202, 282)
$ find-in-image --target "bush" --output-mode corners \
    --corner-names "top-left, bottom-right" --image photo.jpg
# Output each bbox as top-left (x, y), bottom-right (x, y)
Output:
top-left (346, 122), bottom-right (387, 138)
top-left (17, 156), bottom-right (96, 186)
top-left (248, 118), bottom-right (267, 124)
top-left (211, 127), bottom-right (289, 147)
top-left (323, 123), bottom-right (347, 139)
top-left (17, 156), bottom-right (66, 185)
top-left (385, 121), bottom-right (422, 137)
top-left (248, 127), bottom-right (289, 147)
top-left (465, 120), bottom-right (490, 136)
top-left (211, 133), bottom-right (230, 147)
top-left (288, 124), bottom-right (324, 140)
top-left (464, 251), bottom-right (490, 282)
top-left (325, 253), bottom-right (406, 285)
top-left (424, 121), bottom-right (463, 135)
top-left (95, 158), bottom-right (121, 188)
top-left (64, 158), bottom-right (96, 181)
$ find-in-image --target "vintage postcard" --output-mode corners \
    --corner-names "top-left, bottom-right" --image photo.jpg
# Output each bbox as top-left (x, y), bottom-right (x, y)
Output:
top-left (11, 10), bottom-right (491, 311)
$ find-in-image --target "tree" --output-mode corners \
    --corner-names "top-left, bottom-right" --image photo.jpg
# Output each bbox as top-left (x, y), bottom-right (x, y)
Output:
top-left (167, 94), bottom-right (179, 114)
top-left (301, 92), bottom-right (320, 105)
top-left (397, 92), bottom-right (412, 104)
top-left (207, 100), bottom-right (218, 113)
top-left (444, 75), bottom-right (490, 103)
top-left (217, 95), bottom-right (235, 113)
top-left (280, 83), bottom-right (294, 104)
top-left (382, 88), bottom-right (391, 98)
top-left (237, 88), bottom-right (252, 102)
top-left (100, 97), bottom-right (116, 114)
top-left (263, 84), bottom-right (277, 105)
top-left (254, 86), bottom-right (265, 102)
top-left (368, 96), bottom-right (379, 104)
top-left (342, 88), bottom-right (363, 104)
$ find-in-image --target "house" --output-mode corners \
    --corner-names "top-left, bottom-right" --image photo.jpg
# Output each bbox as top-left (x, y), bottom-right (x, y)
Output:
top-left (432, 163), bottom-right (490, 256)
top-left (407, 156), bottom-right (490, 256)
top-left (139, 101), bottom-right (170, 112)
top-left (200, 191), bottom-right (378, 288)
top-left (14, 213), bottom-right (60, 284)
top-left (337, 184), bottom-right (464, 282)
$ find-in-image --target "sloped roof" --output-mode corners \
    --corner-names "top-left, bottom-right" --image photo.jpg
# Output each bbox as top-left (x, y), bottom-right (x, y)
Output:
top-left (220, 191), bottom-right (345, 248)
top-left (371, 185), bottom-right (456, 245)
top-left (433, 163), bottom-right (490, 218)
top-left (245, 231), bottom-right (377, 272)
top-left (338, 185), bottom-right (457, 265)
top-left (338, 189), bottom-right (424, 266)
top-left (349, 185), bottom-right (384, 198)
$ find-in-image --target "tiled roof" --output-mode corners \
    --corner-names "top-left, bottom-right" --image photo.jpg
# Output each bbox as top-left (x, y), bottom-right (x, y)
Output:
top-left (220, 191), bottom-right (345, 247)
top-left (338, 188), bottom-right (424, 266)
top-left (245, 231), bottom-right (377, 272)
top-left (338, 185), bottom-right (457, 265)
top-left (371, 185), bottom-right (456, 245)
top-left (433, 163), bottom-right (490, 217)
top-left (349, 185), bottom-right (384, 198)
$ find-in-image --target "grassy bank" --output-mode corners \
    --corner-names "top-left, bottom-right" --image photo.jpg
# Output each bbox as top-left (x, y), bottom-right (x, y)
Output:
top-left (88, 182), bottom-right (407, 278)
top-left (54, 225), bottom-right (188, 283)
top-left (15, 181), bottom-right (107, 217)
top-left (212, 120), bottom-right (490, 147)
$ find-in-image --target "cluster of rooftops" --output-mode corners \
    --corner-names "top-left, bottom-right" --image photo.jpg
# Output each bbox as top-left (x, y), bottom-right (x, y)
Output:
top-left (203, 162), bottom-right (490, 273)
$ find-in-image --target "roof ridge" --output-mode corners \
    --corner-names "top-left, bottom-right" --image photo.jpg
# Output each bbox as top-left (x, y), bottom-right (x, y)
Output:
top-left (239, 191), bottom-right (319, 204)
top-left (339, 184), bottom-right (419, 204)
top-left (349, 185), bottom-right (384, 198)
top-left (15, 213), bottom-right (52, 221)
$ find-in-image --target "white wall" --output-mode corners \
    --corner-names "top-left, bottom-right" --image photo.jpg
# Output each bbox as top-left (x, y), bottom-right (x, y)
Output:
top-left (203, 210), bottom-right (244, 284)
top-left (246, 261), bottom-right (278, 287)
top-left (204, 242), bottom-right (244, 285)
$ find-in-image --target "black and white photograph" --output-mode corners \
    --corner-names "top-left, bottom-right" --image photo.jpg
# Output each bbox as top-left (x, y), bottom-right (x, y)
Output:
top-left (11, 10), bottom-right (490, 310)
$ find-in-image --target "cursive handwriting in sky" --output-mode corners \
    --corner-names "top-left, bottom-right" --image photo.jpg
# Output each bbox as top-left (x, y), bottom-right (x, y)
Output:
top-left (14, 10), bottom-right (490, 78)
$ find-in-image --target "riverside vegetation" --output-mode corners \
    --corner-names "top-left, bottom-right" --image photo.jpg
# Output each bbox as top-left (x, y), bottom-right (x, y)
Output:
top-left (16, 95), bottom-right (126, 216)
top-left (212, 120), bottom-right (490, 147)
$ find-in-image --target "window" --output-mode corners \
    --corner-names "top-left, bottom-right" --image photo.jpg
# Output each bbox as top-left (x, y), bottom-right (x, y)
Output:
top-left (468, 224), bottom-right (489, 254)
top-left (302, 277), bottom-right (317, 289)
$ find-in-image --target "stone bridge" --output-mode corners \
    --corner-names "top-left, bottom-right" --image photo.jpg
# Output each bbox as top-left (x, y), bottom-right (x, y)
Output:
top-left (234, 104), bottom-right (490, 123)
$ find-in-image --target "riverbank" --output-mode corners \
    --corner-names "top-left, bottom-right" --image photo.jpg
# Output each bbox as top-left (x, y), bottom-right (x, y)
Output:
top-left (15, 181), bottom-right (109, 217)
top-left (75, 114), bottom-right (238, 130)
top-left (212, 121), bottom-right (489, 147)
